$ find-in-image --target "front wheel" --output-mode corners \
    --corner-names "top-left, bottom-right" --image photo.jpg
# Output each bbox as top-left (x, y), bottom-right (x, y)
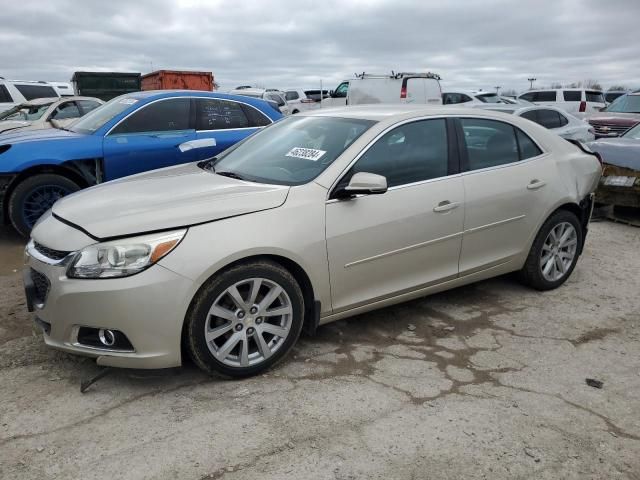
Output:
top-left (185, 260), bottom-right (304, 377)
top-left (519, 210), bottom-right (583, 290)
top-left (8, 174), bottom-right (80, 237)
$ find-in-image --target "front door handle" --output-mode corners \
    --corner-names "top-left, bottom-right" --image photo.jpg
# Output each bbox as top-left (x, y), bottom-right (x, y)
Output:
top-left (433, 200), bottom-right (460, 213)
top-left (527, 179), bottom-right (546, 190)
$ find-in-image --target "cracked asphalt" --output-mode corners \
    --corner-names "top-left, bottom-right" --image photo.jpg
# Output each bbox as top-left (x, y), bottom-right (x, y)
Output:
top-left (1, 221), bottom-right (639, 479)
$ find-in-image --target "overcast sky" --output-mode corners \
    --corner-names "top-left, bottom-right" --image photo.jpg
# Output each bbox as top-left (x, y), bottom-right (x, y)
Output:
top-left (1, 0), bottom-right (638, 93)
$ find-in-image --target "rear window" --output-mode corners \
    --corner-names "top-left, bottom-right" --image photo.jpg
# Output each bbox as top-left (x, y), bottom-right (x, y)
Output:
top-left (0, 85), bottom-right (13, 103)
top-left (563, 91), bottom-right (581, 102)
top-left (14, 84), bottom-right (58, 101)
top-left (586, 91), bottom-right (604, 103)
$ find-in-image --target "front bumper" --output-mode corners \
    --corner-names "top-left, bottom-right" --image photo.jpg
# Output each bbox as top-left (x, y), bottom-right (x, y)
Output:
top-left (24, 243), bottom-right (194, 369)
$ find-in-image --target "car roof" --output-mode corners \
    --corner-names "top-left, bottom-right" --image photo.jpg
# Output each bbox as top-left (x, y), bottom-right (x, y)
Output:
top-left (303, 104), bottom-right (525, 122)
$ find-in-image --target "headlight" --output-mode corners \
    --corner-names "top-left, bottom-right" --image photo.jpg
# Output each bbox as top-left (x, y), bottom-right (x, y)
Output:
top-left (67, 229), bottom-right (186, 279)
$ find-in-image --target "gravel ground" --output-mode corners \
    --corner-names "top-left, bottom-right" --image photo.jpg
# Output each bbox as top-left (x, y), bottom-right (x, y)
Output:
top-left (0, 221), bottom-right (639, 479)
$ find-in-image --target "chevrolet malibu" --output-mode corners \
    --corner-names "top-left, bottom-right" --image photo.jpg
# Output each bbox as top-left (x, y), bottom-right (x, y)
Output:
top-left (25, 106), bottom-right (601, 377)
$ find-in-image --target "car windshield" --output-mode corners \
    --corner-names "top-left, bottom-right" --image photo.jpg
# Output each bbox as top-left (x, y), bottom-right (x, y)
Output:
top-left (605, 94), bottom-right (640, 113)
top-left (203, 116), bottom-right (375, 186)
top-left (623, 123), bottom-right (640, 139)
top-left (0, 102), bottom-right (52, 121)
top-left (69, 96), bottom-right (139, 134)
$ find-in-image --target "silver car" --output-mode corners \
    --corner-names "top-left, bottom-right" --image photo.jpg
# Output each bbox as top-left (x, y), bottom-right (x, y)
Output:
top-left (25, 106), bottom-right (601, 377)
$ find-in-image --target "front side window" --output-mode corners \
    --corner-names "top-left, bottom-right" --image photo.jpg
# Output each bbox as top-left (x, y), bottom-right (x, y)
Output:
top-left (50, 102), bottom-right (81, 120)
top-left (461, 118), bottom-right (541, 170)
top-left (342, 119), bottom-right (449, 188)
top-left (533, 91), bottom-right (557, 102)
top-left (14, 84), bottom-right (58, 101)
top-left (333, 82), bottom-right (348, 98)
top-left (111, 98), bottom-right (190, 134)
top-left (196, 99), bottom-right (248, 130)
top-left (207, 116), bottom-right (374, 186)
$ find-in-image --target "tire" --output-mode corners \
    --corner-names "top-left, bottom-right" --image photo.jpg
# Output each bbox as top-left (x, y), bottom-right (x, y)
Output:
top-left (9, 174), bottom-right (81, 237)
top-left (185, 260), bottom-right (304, 377)
top-left (292, 110), bottom-right (299, 114)
top-left (519, 210), bottom-right (583, 291)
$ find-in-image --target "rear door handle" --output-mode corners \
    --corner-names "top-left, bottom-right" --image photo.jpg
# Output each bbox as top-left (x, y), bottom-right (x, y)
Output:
top-left (433, 200), bottom-right (460, 213)
top-left (527, 180), bottom-right (546, 190)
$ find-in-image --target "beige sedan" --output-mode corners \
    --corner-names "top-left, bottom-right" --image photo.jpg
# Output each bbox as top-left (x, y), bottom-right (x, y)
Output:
top-left (25, 106), bottom-right (601, 377)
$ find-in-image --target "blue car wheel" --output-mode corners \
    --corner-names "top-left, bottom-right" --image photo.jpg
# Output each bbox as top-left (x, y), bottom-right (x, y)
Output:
top-left (9, 174), bottom-right (80, 237)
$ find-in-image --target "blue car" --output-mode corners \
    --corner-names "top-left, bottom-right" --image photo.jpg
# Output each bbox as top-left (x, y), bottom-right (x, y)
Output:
top-left (0, 90), bottom-right (282, 235)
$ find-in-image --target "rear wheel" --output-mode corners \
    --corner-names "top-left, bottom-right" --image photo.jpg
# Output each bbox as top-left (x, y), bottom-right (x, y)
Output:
top-left (9, 174), bottom-right (80, 237)
top-left (519, 210), bottom-right (582, 290)
top-left (185, 260), bottom-right (304, 377)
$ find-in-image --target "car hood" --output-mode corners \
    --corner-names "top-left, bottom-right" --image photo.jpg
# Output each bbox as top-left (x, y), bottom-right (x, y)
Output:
top-left (0, 120), bottom-right (32, 133)
top-left (587, 112), bottom-right (640, 126)
top-left (588, 138), bottom-right (640, 170)
top-left (52, 162), bottom-right (290, 239)
top-left (0, 127), bottom-right (83, 145)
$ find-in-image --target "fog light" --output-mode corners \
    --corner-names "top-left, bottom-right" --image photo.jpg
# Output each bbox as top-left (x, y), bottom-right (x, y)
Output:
top-left (99, 329), bottom-right (116, 347)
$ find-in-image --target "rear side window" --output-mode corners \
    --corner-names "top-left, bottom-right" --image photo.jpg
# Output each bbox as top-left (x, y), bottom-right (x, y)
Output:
top-left (50, 102), bottom-right (81, 120)
top-left (586, 91), bottom-right (604, 103)
top-left (519, 92), bottom-right (535, 102)
top-left (535, 109), bottom-right (562, 129)
top-left (111, 98), bottom-right (190, 134)
top-left (347, 119), bottom-right (449, 188)
top-left (14, 84), bottom-right (58, 101)
top-left (77, 100), bottom-right (102, 114)
top-left (0, 85), bottom-right (13, 103)
top-left (563, 91), bottom-right (581, 102)
top-left (196, 99), bottom-right (249, 130)
top-left (285, 91), bottom-right (299, 101)
top-left (240, 104), bottom-right (271, 127)
top-left (461, 118), bottom-right (541, 170)
top-left (520, 110), bottom-right (537, 122)
top-left (443, 93), bottom-right (472, 104)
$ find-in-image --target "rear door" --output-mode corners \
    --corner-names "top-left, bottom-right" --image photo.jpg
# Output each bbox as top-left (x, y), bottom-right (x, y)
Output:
top-left (326, 118), bottom-right (464, 312)
top-left (585, 91), bottom-right (606, 113)
top-left (193, 98), bottom-right (269, 160)
top-left (457, 117), bottom-right (555, 274)
top-left (404, 78), bottom-right (426, 104)
top-left (102, 97), bottom-right (196, 180)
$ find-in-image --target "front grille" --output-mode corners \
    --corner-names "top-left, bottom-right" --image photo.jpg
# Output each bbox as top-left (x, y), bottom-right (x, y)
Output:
top-left (34, 241), bottom-right (71, 261)
top-left (31, 269), bottom-right (50, 304)
top-left (589, 122), bottom-right (632, 137)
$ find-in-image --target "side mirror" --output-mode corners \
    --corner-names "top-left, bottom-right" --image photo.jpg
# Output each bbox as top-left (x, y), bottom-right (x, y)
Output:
top-left (178, 138), bottom-right (217, 152)
top-left (334, 172), bottom-right (388, 199)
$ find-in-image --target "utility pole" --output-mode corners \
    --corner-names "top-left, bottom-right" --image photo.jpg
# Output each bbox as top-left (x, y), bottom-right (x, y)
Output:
top-left (495, 86), bottom-right (501, 94)
top-left (527, 77), bottom-right (536, 89)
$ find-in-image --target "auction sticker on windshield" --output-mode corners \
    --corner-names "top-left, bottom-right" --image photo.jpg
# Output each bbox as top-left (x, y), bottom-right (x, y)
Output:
top-left (285, 147), bottom-right (326, 161)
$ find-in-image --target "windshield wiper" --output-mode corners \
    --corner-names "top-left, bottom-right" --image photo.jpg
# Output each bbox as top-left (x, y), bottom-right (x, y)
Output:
top-left (216, 170), bottom-right (250, 181)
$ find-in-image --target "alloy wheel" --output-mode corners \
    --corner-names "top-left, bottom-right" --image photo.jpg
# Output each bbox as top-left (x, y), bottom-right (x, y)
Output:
top-left (204, 278), bottom-right (293, 367)
top-left (539, 221), bottom-right (578, 282)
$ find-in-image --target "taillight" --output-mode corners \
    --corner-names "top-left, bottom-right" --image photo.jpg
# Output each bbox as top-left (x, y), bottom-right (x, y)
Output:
top-left (579, 101), bottom-right (586, 112)
top-left (300, 99), bottom-right (315, 103)
top-left (400, 85), bottom-right (407, 99)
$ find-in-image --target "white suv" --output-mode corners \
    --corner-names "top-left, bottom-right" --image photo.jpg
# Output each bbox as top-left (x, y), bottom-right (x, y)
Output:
top-left (442, 90), bottom-right (506, 105)
top-left (283, 89), bottom-right (318, 114)
top-left (0, 78), bottom-right (60, 113)
top-left (517, 89), bottom-right (606, 117)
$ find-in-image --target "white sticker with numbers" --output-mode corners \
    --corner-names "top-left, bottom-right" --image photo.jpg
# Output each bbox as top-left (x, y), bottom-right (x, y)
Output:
top-left (285, 147), bottom-right (327, 161)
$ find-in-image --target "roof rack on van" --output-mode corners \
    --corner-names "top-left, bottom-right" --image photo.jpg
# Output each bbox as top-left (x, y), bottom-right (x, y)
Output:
top-left (355, 71), bottom-right (441, 81)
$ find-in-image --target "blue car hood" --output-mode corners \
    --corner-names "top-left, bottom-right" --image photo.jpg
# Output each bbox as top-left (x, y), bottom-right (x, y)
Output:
top-left (0, 127), bottom-right (85, 145)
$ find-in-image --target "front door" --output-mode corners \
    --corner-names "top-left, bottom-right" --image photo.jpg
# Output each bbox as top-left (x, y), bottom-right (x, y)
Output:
top-left (326, 118), bottom-right (464, 312)
top-left (456, 117), bottom-right (555, 274)
top-left (102, 97), bottom-right (196, 180)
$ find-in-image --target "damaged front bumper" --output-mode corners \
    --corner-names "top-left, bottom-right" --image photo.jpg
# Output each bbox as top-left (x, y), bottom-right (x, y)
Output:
top-left (597, 163), bottom-right (640, 208)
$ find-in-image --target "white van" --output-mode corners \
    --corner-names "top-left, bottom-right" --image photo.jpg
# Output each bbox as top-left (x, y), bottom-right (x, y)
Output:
top-left (517, 88), bottom-right (606, 117)
top-left (322, 72), bottom-right (442, 108)
top-left (0, 78), bottom-right (60, 113)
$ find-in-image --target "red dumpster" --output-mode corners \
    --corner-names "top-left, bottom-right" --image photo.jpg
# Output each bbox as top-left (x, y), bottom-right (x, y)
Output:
top-left (141, 70), bottom-right (215, 91)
